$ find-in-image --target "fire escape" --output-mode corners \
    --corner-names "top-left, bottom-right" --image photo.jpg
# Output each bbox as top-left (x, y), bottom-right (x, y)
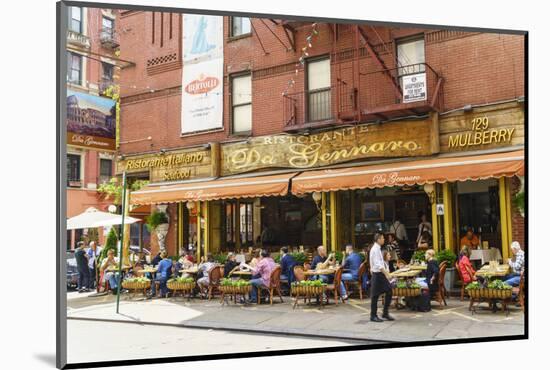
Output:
top-left (274, 22), bottom-right (444, 132)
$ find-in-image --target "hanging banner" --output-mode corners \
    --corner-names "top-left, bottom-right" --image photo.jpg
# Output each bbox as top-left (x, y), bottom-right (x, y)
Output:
top-left (402, 72), bottom-right (427, 103)
top-left (182, 14), bottom-right (224, 134)
top-left (66, 89), bottom-right (116, 151)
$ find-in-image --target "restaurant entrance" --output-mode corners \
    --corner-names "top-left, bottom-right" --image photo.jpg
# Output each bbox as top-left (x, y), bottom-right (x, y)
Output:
top-left (337, 187), bottom-right (431, 259)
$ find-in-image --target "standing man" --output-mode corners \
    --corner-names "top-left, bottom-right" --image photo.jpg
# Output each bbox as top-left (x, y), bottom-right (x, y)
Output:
top-left (390, 216), bottom-right (408, 243)
top-left (369, 233), bottom-right (394, 322)
top-left (74, 241), bottom-right (90, 293)
top-left (86, 241), bottom-right (102, 290)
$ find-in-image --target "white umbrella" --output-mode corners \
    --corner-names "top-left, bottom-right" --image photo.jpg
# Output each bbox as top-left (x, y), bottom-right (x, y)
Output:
top-left (67, 207), bottom-right (141, 230)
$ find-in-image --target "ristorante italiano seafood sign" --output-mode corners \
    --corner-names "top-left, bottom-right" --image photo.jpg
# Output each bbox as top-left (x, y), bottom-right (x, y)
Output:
top-left (221, 119), bottom-right (434, 175)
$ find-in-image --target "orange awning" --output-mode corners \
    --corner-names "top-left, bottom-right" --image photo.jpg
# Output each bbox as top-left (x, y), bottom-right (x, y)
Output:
top-left (131, 172), bottom-right (298, 205)
top-left (291, 150), bottom-right (524, 195)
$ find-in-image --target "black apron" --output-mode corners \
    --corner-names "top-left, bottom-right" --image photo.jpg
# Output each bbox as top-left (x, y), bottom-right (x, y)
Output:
top-left (370, 271), bottom-right (392, 297)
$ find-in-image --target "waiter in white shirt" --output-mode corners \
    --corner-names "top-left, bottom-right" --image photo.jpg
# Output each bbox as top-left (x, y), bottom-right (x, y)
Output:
top-left (369, 233), bottom-right (395, 322)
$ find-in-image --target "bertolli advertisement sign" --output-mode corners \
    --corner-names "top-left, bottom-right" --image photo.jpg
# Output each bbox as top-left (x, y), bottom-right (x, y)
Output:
top-left (181, 14), bottom-right (224, 134)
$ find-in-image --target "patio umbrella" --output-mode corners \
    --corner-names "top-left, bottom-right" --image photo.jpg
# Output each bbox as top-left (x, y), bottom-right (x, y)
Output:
top-left (66, 207), bottom-right (141, 230)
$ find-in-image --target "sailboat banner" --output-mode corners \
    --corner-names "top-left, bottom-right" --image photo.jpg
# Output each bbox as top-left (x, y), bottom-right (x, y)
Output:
top-left (181, 14), bottom-right (224, 134)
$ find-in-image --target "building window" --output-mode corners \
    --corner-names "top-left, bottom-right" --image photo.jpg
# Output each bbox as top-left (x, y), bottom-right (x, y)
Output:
top-left (102, 63), bottom-right (114, 80)
top-left (240, 203), bottom-right (254, 246)
top-left (102, 17), bottom-right (114, 35)
top-left (67, 52), bottom-right (82, 85)
top-left (99, 158), bottom-right (113, 184)
top-left (231, 74), bottom-right (252, 134)
top-left (67, 154), bottom-right (81, 187)
top-left (69, 6), bottom-right (83, 33)
top-left (307, 57), bottom-right (331, 121)
top-left (231, 17), bottom-right (251, 37)
top-left (396, 37), bottom-right (426, 77)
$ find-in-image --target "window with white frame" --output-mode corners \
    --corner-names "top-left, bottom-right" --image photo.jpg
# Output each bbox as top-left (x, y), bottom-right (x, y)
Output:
top-left (231, 74), bottom-right (252, 134)
top-left (69, 7), bottom-right (83, 33)
top-left (67, 52), bottom-right (82, 85)
top-left (307, 57), bottom-right (331, 121)
top-left (396, 37), bottom-right (426, 77)
top-left (231, 17), bottom-right (251, 37)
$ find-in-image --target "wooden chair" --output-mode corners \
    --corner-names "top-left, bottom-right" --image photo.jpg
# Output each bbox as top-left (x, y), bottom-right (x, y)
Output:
top-left (343, 261), bottom-right (368, 300)
top-left (207, 265), bottom-right (223, 300)
top-left (455, 261), bottom-right (466, 301)
top-left (431, 261), bottom-right (448, 306)
top-left (512, 271), bottom-right (525, 312)
top-left (325, 266), bottom-right (345, 305)
top-left (293, 265), bottom-right (305, 282)
top-left (257, 266), bottom-right (284, 305)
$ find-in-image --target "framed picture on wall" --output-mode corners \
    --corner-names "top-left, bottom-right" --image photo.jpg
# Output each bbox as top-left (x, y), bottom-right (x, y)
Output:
top-left (363, 201), bottom-right (384, 221)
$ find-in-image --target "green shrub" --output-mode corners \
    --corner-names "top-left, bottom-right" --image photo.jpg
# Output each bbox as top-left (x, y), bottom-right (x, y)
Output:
top-left (145, 210), bottom-right (168, 232)
top-left (168, 277), bottom-right (194, 284)
top-left (213, 254), bottom-right (228, 264)
top-left (99, 227), bottom-right (118, 262)
top-left (436, 249), bottom-right (457, 267)
top-left (487, 279), bottom-right (512, 290)
top-left (411, 250), bottom-right (426, 263)
top-left (465, 281), bottom-right (481, 290)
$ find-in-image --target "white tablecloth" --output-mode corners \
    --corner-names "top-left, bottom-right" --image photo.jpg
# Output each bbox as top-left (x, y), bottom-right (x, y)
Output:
top-left (470, 248), bottom-right (503, 265)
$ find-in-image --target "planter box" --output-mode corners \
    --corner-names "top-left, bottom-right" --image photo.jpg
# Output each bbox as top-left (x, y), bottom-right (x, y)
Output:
top-left (167, 281), bottom-right (196, 292)
top-left (291, 285), bottom-right (325, 296)
top-left (121, 280), bottom-right (151, 291)
top-left (467, 288), bottom-right (512, 300)
top-left (392, 287), bottom-right (421, 297)
top-left (219, 285), bottom-right (252, 295)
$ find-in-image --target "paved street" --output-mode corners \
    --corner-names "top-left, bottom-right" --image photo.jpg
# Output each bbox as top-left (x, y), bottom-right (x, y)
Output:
top-left (67, 291), bottom-right (525, 344)
top-left (67, 319), bottom-right (354, 364)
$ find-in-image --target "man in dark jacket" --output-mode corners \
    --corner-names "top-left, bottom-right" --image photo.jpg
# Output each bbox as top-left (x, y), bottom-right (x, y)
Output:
top-left (279, 247), bottom-right (296, 283)
top-left (339, 244), bottom-right (363, 300)
top-left (74, 241), bottom-right (90, 293)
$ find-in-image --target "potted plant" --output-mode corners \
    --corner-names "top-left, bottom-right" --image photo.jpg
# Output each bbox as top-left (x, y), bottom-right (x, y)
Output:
top-left (146, 209), bottom-right (169, 251)
top-left (167, 276), bottom-right (196, 293)
top-left (290, 252), bottom-right (307, 265)
top-left (392, 280), bottom-right (421, 297)
top-left (466, 279), bottom-right (512, 300)
top-left (411, 250), bottom-right (426, 264)
top-left (436, 249), bottom-right (457, 293)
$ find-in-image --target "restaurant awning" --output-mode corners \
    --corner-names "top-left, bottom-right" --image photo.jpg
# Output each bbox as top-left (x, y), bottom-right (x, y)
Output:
top-left (130, 172), bottom-right (298, 205)
top-left (291, 150), bottom-right (524, 195)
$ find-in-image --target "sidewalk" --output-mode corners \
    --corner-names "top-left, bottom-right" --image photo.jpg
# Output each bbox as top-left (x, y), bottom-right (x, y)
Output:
top-left (67, 292), bottom-right (524, 343)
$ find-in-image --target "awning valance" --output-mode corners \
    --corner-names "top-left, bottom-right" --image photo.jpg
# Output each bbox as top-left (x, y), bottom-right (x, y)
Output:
top-left (291, 150), bottom-right (524, 195)
top-left (130, 172), bottom-right (298, 205)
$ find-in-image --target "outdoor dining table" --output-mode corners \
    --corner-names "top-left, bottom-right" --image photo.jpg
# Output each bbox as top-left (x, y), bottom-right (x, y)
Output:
top-left (390, 268), bottom-right (422, 279)
top-left (408, 264), bottom-right (427, 271)
top-left (303, 268), bottom-right (336, 277)
top-left (229, 269), bottom-right (252, 277)
top-left (180, 266), bottom-right (199, 275)
top-left (137, 267), bottom-right (157, 275)
top-left (475, 264), bottom-right (510, 278)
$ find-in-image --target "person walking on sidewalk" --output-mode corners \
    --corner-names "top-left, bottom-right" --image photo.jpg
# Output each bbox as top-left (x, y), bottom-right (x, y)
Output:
top-left (369, 233), bottom-right (394, 322)
top-left (75, 241), bottom-right (90, 293)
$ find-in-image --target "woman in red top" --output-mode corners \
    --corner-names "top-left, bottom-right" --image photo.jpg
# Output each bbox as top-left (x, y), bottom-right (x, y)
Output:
top-left (458, 246), bottom-right (476, 283)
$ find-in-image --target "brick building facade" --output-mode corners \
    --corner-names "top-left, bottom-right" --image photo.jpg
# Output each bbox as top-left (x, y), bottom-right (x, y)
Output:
top-left (116, 11), bottom-right (525, 260)
top-left (66, 6), bottom-right (120, 249)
